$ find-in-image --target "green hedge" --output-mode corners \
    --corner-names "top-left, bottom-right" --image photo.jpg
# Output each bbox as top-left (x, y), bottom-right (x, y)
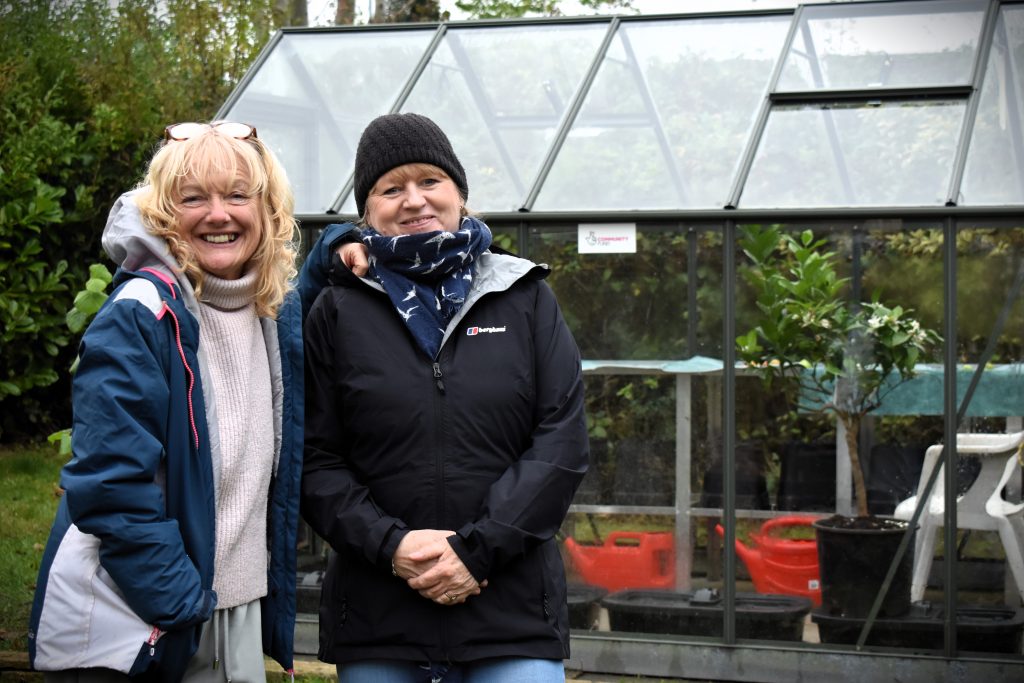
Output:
top-left (0, 1), bottom-right (279, 441)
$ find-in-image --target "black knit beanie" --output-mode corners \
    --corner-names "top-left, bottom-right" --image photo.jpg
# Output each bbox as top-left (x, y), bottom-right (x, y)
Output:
top-left (354, 113), bottom-right (468, 217)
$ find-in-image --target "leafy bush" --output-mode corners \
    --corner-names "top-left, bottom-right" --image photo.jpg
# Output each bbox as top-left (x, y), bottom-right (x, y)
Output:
top-left (0, 1), bottom-right (279, 441)
top-left (0, 80), bottom-right (87, 437)
top-left (67, 264), bottom-right (114, 336)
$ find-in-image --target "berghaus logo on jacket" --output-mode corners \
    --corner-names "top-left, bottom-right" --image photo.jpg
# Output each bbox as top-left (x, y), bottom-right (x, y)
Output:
top-left (466, 325), bottom-right (506, 336)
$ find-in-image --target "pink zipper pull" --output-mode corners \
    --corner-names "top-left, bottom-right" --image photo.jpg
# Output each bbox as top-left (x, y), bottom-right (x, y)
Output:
top-left (147, 626), bottom-right (161, 656)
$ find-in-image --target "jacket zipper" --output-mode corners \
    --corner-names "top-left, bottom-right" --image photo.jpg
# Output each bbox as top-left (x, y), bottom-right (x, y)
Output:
top-left (161, 302), bottom-right (200, 449)
top-left (432, 359), bottom-right (449, 654)
top-left (432, 362), bottom-right (446, 393)
top-left (141, 269), bottom-right (199, 449)
top-left (432, 361), bottom-right (446, 529)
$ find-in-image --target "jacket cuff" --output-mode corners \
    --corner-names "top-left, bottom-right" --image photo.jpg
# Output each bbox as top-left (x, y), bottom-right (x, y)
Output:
top-left (375, 522), bottom-right (409, 572)
top-left (328, 227), bottom-right (361, 251)
top-left (449, 524), bottom-right (489, 582)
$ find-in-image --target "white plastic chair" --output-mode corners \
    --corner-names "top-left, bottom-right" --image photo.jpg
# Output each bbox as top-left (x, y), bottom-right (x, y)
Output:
top-left (893, 431), bottom-right (1024, 603)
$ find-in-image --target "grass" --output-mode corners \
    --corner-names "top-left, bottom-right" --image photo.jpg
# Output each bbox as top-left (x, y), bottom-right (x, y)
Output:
top-left (0, 444), bottom-right (707, 682)
top-left (0, 441), bottom-right (66, 652)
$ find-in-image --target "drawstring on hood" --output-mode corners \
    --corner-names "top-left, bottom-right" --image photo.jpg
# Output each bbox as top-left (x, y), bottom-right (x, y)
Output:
top-left (103, 189), bottom-right (202, 319)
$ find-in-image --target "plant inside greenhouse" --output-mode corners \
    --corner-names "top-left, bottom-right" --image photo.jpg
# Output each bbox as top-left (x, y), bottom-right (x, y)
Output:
top-left (736, 224), bottom-right (942, 519)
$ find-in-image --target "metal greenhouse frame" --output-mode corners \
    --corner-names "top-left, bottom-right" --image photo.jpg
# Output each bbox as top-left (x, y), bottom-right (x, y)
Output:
top-left (220, 1), bottom-right (1024, 680)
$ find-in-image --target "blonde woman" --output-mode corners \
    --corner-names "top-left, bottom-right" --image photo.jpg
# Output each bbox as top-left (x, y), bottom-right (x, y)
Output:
top-left (29, 122), bottom-right (314, 681)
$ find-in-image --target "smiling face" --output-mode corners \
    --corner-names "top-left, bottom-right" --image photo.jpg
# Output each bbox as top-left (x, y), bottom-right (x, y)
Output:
top-left (173, 171), bottom-right (261, 280)
top-left (364, 163), bottom-right (462, 236)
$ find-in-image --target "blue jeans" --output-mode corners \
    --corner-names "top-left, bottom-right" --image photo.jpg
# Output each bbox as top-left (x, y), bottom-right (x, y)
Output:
top-left (335, 658), bottom-right (564, 683)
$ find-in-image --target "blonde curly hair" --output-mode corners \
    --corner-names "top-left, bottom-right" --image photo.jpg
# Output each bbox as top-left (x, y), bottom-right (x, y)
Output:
top-left (134, 127), bottom-right (298, 318)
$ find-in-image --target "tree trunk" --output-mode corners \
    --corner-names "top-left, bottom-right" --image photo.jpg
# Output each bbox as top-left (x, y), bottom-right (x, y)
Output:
top-left (841, 412), bottom-right (870, 517)
top-left (335, 0), bottom-right (356, 24)
top-left (273, 0), bottom-right (307, 27)
top-left (372, 0), bottom-right (441, 23)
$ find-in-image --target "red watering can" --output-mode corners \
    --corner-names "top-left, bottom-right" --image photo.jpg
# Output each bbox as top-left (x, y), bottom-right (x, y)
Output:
top-left (563, 531), bottom-right (675, 592)
top-left (715, 516), bottom-right (821, 606)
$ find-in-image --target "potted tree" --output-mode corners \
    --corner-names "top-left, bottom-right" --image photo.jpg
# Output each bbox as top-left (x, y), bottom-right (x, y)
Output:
top-left (735, 224), bottom-right (941, 618)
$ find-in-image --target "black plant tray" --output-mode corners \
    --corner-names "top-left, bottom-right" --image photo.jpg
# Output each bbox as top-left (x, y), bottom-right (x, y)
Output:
top-left (567, 583), bottom-right (608, 630)
top-left (812, 601), bottom-right (1024, 653)
top-left (296, 570), bottom-right (324, 614)
top-left (603, 589), bottom-right (811, 641)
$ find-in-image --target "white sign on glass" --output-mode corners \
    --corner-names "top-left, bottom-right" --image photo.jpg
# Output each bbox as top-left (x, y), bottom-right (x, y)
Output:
top-left (578, 223), bottom-right (637, 254)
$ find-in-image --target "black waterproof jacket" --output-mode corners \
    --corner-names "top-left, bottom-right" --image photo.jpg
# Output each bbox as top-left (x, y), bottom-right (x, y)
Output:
top-left (301, 249), bottom-right (589, 665)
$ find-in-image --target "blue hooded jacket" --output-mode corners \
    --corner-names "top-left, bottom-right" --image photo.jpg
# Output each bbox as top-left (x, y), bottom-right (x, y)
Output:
top-left (27, 192), bottom-right (327, 679)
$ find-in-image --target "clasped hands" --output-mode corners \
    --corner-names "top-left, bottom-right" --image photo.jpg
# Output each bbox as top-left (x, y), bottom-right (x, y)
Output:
top-left (392, 529), bottom-right (486, 606)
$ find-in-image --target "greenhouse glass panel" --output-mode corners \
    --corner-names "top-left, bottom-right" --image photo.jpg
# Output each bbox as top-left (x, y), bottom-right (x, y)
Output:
top-left (535, 16), bottom-right (789, 211)
top-left (741, 100), bottom-right (964, 208)
top-left (221, 30), bottom-right (435, 214)
top-left (396, 23), bottom-right (607, 212)
top-left (776, 0), bottom-right (985, 92)
top-left (961, 4), bottom-right (1024, 206)
top-left (528, 224), bottom-right (688, 360)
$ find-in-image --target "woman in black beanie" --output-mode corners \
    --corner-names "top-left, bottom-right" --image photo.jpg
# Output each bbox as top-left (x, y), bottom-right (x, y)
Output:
top-left (301, 112), bottom-right (589, 682)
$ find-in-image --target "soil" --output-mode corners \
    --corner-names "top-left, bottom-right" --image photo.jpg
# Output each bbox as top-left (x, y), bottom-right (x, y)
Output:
top-left (814, 514), bottom-right (912, 531)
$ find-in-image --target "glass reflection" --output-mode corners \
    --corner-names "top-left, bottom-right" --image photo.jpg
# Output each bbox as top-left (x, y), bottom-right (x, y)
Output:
top-left (400, 24), bottom-right (607, 212)
top-left (535, 15), bottom-right (789, 211)
top-left (221, 30), bottom-right (434, 213)
top-left (893, 222), bottom-right (1024, 654)
top-left (528, 224), bottom-right (689, 359)
top-left (961, 5), bottom-right (1024, 206)
top-left (729, 221), bottom-right (956, 647)
top-left (776, 0), bottom-right (985, 91)
top-left (742, 101), bottom-right (964, 207)
top-left (536, 223), bottom-right (1022, 651)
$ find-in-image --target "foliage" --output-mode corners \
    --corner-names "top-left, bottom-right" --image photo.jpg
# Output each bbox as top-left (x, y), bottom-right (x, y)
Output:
top-left (0, 1), bottom-right (281, 441)
top-left (67, 264), bottom-right (114, 335)
top-left (535, 229), bottom-right (690, 359)
top-left (46, 264), bottom-right (114, 456)
top-left (375, 0), bottom-right (441, 22)
top-left (333, 0), bottom-right (440, 23)
top-left (273, 0), bottom-right (308, 26)
top-left (0, 442), bottom-right (65, 651)
top-left (870, 225), bottom-right (1024, 364)
top-left (0, 82), bottom-right (82, 436)
top-left (455, 0), bottom-right (632, 19)
top-left (736, 224), bottom-right (941, 517)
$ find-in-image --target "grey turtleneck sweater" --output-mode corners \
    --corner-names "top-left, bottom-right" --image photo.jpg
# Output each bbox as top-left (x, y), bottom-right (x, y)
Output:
top-left (198, 269), bottom-right (274, 609)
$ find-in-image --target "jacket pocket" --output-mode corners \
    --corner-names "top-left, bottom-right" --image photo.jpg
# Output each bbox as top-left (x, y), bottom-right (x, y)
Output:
top-left (33, 524), bottom-right (160, 673)
top-left (318, 550), bottom-right (347, 658)
top-left (537, 540), bottom-right (567, 632)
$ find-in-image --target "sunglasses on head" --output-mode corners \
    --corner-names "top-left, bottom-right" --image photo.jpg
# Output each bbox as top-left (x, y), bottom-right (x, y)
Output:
top-left (164, 121), bottom-right (258, 142)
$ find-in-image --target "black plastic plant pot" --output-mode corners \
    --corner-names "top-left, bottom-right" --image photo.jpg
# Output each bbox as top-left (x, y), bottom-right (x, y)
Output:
top-left (813, 515), bottom-right (916, 619)
top-left (812, 602), bottom-right (1024, 653)
top-left (602, 589), bottom-right (811, 641)
top-left (567, 583), bottom-right (608, 630)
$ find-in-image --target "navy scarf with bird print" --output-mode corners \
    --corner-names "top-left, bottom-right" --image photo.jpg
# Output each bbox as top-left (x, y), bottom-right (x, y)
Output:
top-left (362, 216), bottom-right (493, 360)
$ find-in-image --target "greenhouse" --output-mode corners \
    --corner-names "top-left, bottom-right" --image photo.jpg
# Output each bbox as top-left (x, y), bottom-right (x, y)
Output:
top-left (219, 0), bottom-right (1024, 680)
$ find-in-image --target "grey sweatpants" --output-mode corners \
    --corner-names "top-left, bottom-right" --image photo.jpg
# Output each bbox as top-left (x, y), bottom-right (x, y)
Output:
top-left (183, 599), bottom-right (266, 683)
